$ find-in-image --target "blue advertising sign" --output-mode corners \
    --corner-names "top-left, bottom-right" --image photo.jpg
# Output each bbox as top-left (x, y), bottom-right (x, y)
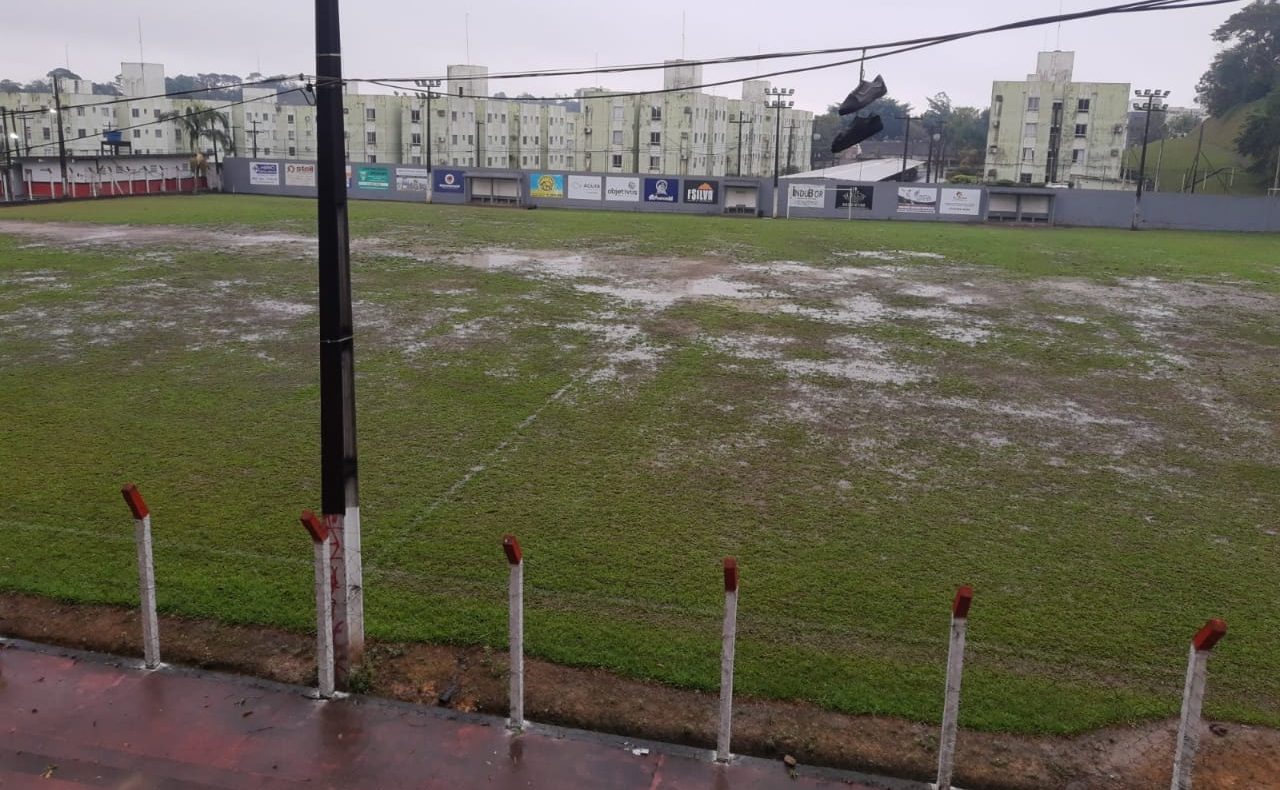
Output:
top-left (434, 169), bottom-right (465, 192)
top-left (643, 177), bottom-right (679, 203)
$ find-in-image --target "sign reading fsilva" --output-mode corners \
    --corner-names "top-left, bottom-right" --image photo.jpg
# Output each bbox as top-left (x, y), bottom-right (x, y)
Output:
top-left (644, 178), bottom-right (679, 203)
top-left (605, 177), bottom-right (640, 201)
top-left (529, 173), bottom-right (565, 198)
top-left (284, 162), bottom-right (315, 187)
top-left (567, 175), bottom-right (602, 200)
top-left (788, 183), bottom-right (825, 208)
top-left (249, 161), bottom-right (280, 186)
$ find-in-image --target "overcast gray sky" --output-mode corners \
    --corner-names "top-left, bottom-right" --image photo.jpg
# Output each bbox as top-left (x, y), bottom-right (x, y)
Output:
top-left (3, 1), bottom-right (1241, 111)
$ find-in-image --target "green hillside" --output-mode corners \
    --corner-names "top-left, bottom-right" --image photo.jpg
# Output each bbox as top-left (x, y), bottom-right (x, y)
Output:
top-left (1127, 100), bottom-right (1271, 195)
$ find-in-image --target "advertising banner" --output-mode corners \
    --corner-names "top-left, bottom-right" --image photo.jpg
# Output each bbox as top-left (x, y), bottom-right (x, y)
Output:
top-left (283, 162), bottom-right (315, 187)
top-left (835, 186), bottom-right (874, 210)
top-left (939, 188), bottom-right (982, 216)
top-left (345, 165), bottom-right (351, 189)
top-left (356, 166), bottom-right (390, 190)
top-left (434, 169), bottom-right (464, 192)
top-left (605, 176), bottom-right (641, 202)
top-left (788, 183), bottom-right (826, 209)
top-left (567, 175), bottom-right (602, 201)
top-left (249, 161), bottom-right (280, 186)
top-left (529, 173), bottom-right (565, 198)
top-left (896, 186), bottom-right (938, 214)
top-left (643, 177), bottom-right (679, 203)
top-left (395, 167), bottom-right (432, 192)
top-left (684, 180), bottom-right (719, 205)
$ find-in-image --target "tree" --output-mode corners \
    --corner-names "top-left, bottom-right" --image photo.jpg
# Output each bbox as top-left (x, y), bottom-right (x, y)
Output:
top-left (92, 82), bottom-right (122, 96)
top-left (160, 104), bottom-right (235, 192)
top-left (1196, 0), bottom-right (1280, 115)
top-left (0, 79), bottom-right (22, 93)
top-left (22, 79), bottom-right (51, 93)
top-left (46, 68), bottom-right (81, 81)
top-left (1235, 87), bottom-right (1280, 177)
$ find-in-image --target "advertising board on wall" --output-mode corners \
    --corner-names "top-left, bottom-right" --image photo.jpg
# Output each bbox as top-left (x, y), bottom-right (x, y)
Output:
top-left (529, 173), bottom-right (565, 198)
top-left (939, 188), bottom-right (982, 216)
top-left (788, 183), bottom-right (826, 209)
top-left (284, 162), bottom-right (315, 187)
top-left (249, 161), bottom-right (280, 186)
top-left (567, 175), bottom-right (602, 200)
top-left (395, 167), bottom-right (432, 192)
top-left (357, 166), bottom-right (390, 190)
top-left (684, 180), bottom-right (719, 204)
top-left (434, 169), bottom-right (464, 193)
top-left (835, 186), bottom-right (874, 210)
top-left (605, 176), bottom-right (641, 202)
top-left (897, 186), bottom-right (938, 214)
top-left (644, 177), bottom-right (679, 203)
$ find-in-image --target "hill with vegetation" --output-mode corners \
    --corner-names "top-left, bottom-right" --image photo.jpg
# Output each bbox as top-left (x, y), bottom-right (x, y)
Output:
top-left (1128, 99), bottom-right (1271, 195)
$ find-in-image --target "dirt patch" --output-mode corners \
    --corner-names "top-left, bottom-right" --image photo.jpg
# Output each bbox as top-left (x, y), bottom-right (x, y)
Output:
top-left (2, 592), bottom-right (1276, 790)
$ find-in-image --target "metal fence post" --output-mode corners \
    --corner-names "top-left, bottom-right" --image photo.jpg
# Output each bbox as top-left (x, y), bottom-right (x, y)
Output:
top-left (300, 510), bottom-right (335, 699)
top-left (1171, 619), bottom-right (1227, 790)
top-left (503, 534), bottom-right (524, 730)
top-left (716, 557), bottom-right (739, 762)
top-left (120, 484), bottom-right (160, 669)
top-left (936, 585), bottom-right (973, 790)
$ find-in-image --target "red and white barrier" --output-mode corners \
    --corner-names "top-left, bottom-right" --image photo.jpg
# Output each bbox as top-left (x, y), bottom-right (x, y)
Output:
top-left (325, 509), bottom-right (365, 689)
top-left (935, 586), bottom-right (973, 790)
top-left (120, 484), bottom-right (161, 669)
top-left (300, 510), bottom-right (335, 699)
top-left (503, 535), bottom-right (525, 730)
top-left (716, 557), bottom-right (740, 762)
top-left (1171, 619), bottom-right (1227, 790)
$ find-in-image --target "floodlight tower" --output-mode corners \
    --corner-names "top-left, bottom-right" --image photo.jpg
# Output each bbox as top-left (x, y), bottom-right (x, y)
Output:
top-left (1131, 88), bottom-right (1169, 230)
top-left (766, 86), bottom-right (794, 218)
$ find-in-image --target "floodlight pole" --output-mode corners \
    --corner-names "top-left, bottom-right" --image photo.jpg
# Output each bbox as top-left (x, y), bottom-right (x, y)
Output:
top-left (315, 0), bottom-right (364, 690)
top-left (766, 87), bottom-right (793, 218)
top-left (52, 76), bottom-right (69, 198)
top-left (1131, 88), bottom-right (1168, 231)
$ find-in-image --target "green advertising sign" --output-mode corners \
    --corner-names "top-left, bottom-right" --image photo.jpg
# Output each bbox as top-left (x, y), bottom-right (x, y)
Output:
top-left (356, 166), bottom-right (390, 190)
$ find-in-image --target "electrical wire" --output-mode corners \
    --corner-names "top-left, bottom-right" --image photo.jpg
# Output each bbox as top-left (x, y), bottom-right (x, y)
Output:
top-left (4, 75), bottom-right (322, 119)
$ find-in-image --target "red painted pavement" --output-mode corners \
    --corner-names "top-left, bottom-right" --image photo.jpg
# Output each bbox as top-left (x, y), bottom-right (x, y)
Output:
top-left (0, 641), bottom-right (908, 789)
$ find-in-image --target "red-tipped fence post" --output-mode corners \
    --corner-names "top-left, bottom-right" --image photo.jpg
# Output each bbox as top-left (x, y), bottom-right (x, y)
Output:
top-left (716, 557), bottom-right (740, 762)
top-left (121, 484), bottom-right (160, 669)
top-left (1171, 619), bottom-right (1227, 790)
top-left (503, 534), bottom-right (524, 730)
top-left (300, 510), bottom-right (335, 699)
top-left (935, 585), bottom-right (973, 790)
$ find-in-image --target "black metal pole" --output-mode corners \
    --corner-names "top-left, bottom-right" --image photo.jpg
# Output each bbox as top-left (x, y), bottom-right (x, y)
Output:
top-left (52, 76), bottom-right (69, 198)
top-left (251, 118), bottom-right (259, 158)
top-left (425, 93), bottom-right (432, 173)
top-left (1136, 103), bottom-right (1154, 201)
top-left (736, 112), bottom-right (743, 176)
top-left (900, 116), bottom-right (911, 178)
top-left (2, 108), bottom-right (12, 167)
top-left (926, 135), bottom-right (935, 183)
top-left (1189, 119), bottom-right (1205, 194)
top-left (315, 0), bottom-right (363, 685)
top-left (772, 103), bottom-right (781, 189)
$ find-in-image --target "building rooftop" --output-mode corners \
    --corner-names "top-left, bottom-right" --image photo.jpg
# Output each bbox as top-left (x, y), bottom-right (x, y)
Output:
top-left (783, 158), bottom-right (926, 182)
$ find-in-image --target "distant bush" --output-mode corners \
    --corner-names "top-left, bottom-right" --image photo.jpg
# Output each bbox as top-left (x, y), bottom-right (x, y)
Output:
top-left (947, 174), bottom-right (979, 184)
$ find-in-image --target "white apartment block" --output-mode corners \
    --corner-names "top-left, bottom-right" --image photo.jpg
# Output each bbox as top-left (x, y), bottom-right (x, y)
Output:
top-left (984, 51), bottom-right (1130, 187)
top-left (4, 60), bottom-right (815, 178)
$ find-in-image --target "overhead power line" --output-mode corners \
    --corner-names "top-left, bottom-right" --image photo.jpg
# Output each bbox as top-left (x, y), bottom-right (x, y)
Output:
top-left (6, 75), bottom-right (315, 119)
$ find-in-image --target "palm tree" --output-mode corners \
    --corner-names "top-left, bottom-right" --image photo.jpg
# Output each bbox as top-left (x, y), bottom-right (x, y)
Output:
top-left (161, 104), bottom-right (235, 192)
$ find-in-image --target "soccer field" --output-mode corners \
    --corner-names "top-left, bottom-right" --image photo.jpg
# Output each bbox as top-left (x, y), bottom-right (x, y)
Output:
top-left (1, 195), bottom-right (1277, 734)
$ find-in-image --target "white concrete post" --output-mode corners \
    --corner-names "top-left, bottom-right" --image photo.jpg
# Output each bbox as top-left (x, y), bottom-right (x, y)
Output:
top-left (1171, 619), bottom-right (1227, 790)
top-left (300, 511), bottom-right (335, 699)
top-left (503, 535), bottom-right (525, 729)
top-left (121, 484), bottom-right (160, 669)
top-left (936, 585), bottom-right (973, 790)
top-left (716, 557), bottom-right (740, 763)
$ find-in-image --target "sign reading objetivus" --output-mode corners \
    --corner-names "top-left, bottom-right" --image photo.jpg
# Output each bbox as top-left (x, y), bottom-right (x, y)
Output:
top-left (788, 183), bottom-right (826, 209)
top-left (939, 188), bottom-right (982, 216)
top-left (605, 176), bottom-right (640, 202)
top-left (434, 169), bottom-right (464, 193)
top-left (529, 173), bottom-right (565, 198)
top-left (284, 162), bottom-right (316, 187)
top-left (684, 180), bottom-right (719, 205)
top-left (567, 175), bottom-right (602, 200)
top-left (644, 177), bottom-right (679, 203)
top-left (249, 161), bottom-right (280, 186)
top-left (897, 186), bottom-right (938, 214)
top-left (835, 186), bottom-right (874, 210)
top-left (356, 166), bottom-right (391, 190)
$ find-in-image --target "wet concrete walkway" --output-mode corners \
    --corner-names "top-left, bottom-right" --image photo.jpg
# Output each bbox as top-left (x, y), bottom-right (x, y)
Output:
top-left (0, 639), bottom-right (914, 789)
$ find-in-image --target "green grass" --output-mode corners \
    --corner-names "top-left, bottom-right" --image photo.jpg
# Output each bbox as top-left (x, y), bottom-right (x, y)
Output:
top-left (1127, 100), bottom-right (1271, 196)
top-left (1, 195), bottom-right (1278, 735)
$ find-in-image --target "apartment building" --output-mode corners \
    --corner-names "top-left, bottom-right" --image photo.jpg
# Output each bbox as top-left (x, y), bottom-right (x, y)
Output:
top-left (984, 51), bottom-right (1130, 187)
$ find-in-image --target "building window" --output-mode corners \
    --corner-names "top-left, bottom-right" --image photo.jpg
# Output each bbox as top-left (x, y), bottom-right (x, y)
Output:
top-left (1074, 124), bottom-right (1088, 137)
top-left (612, 130), bottom-right (623, 145)
top-left (501, 113), bottom-right (507, 123)
top-left (153, 109), bottom-right (161, 119)
top-left (288, 130), bottom-right (296, 140)
top-left (522, 156), bottom-right (527, 165)
top-left (133, 129), bottom-right (141, 138)
top-left (287, 114), bottom-right (295, 124)
top-left (651, 106), bottom-right (662, 121)
top-left (649, 132), bottom-right (661, 145)
top-left (131, 108), bottom-right (140, 118)
top-left (1019, 173), bottom-right (1033, 184)
top-left (411, 155), bottom-right (421, 164)
top-left (368, 154), bottom-right (376, 163)
top-left (366, 131), bottom-right (377, 145)
top-left (411, 109), bottom-right (421, 122)
top-left (451, 134), bottom-right (458, 145)
top-left (612, 105), bottom-right (624, 121)
top-left (411, 132), bottom-right (422, 145)
top-left (611, 154), bottom-right (623, 169)
top-left (467, 134), bottom-right (473, 144)
top-left (1071, 149), bottom-right (1086, 165)
top-left (288, 146), bottom-right (296, 156)
top-left (451, 110), bottom-right (457, 121)
top-left (1023, 123), bottom-right (1038, 138)
top-left (1077, 98), bottom-right (1091, 113)
top-left (1022, 147), bottom-right (1035, 162)
top-left (77, 129), bottom-right (86, 138)
top-left (1027, 97), bottom-right (1040, 112)
top-left (155, 129), bottom-right (162, 138)
top-left (487, 157), bottom-right (492, 166)
top-left (649, 155), bottom-right (660, 170)
top-left (365, 108), bottom-right (376, 121)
